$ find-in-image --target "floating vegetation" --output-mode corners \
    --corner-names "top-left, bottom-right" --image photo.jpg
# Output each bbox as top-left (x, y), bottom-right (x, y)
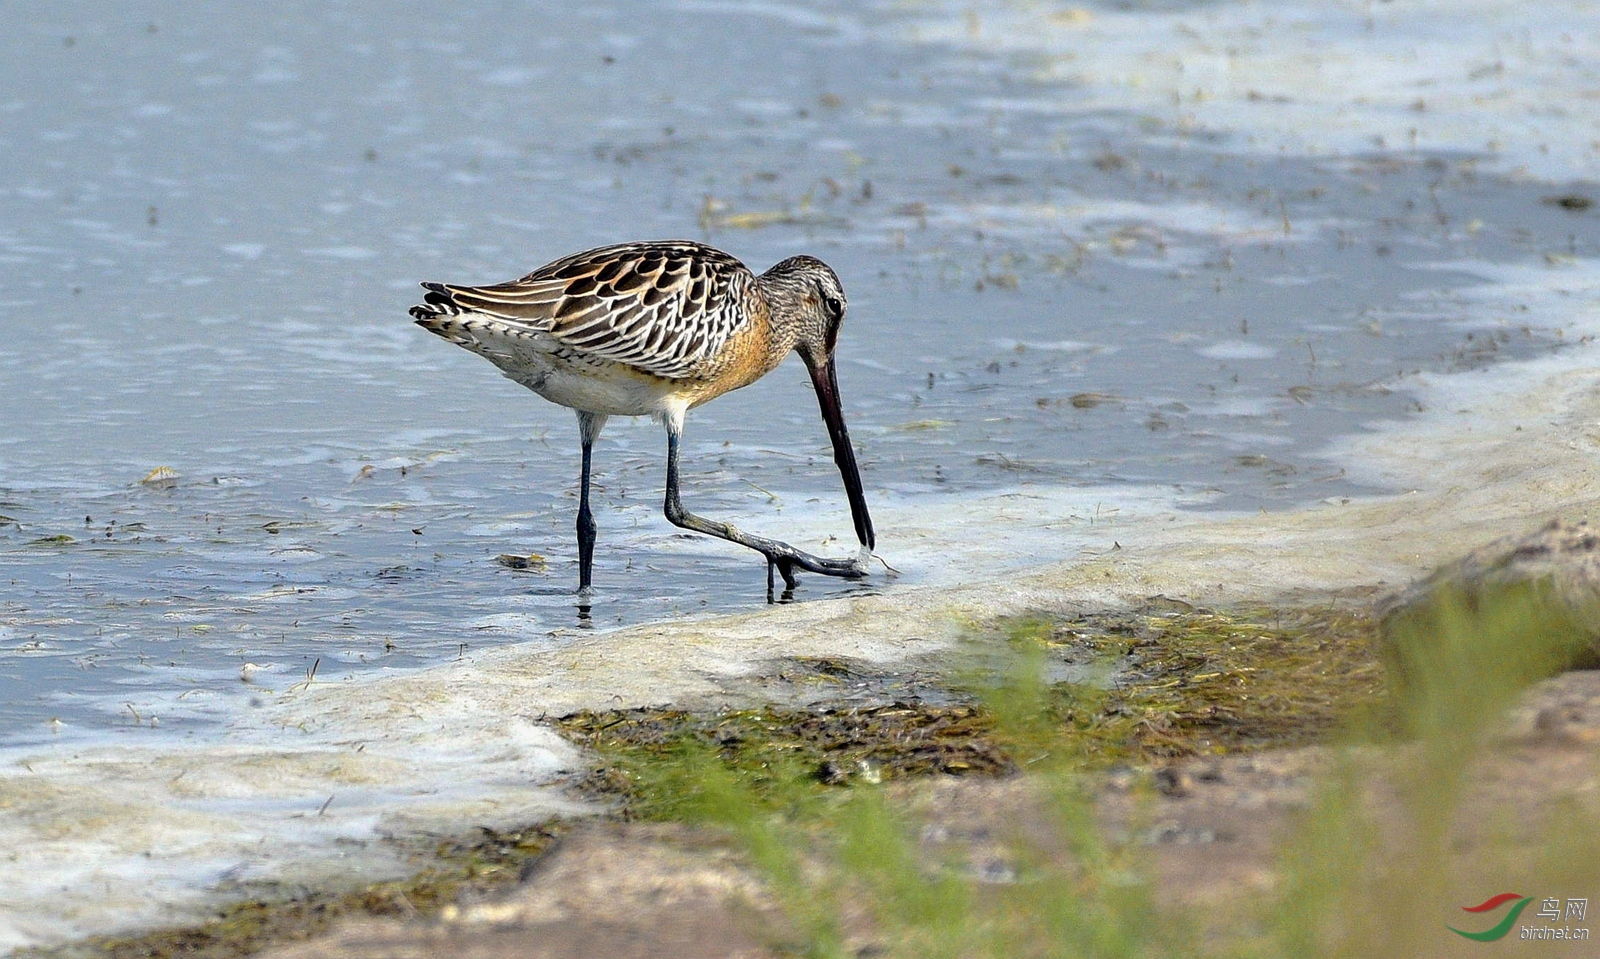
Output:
top-left (1069, 391), bottom-right (1120, 409)
top-left (697, 196), bottom-right (850, 231)
top-left (139, 466), bottom-right (180, 489)
top-left (1543, 193), bottom-right (1593, 211)
top-left (974, 452), bottom-right (1051, 473)
top-left (26, 534), bottom-right (76, 547)
top-left (259, 520), bottom-right (319, 535)
top-left (495, 552), bottom-right (548, 572)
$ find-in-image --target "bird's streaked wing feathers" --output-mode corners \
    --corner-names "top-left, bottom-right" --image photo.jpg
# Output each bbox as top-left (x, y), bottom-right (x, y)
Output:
top-left (413, 240), bottom-right (756, 380)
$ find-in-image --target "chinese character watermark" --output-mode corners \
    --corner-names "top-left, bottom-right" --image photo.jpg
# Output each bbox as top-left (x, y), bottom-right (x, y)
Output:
top-left (1449, 893), bottom-right (1592, 943)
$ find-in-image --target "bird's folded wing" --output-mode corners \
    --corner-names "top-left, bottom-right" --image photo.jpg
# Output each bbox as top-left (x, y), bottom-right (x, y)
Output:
top-left (422, 241), bottom-right (754, 380)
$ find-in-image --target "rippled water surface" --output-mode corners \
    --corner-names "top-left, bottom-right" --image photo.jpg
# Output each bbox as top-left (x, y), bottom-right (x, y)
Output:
top-left (2, 0), bottom-right (1596, 744)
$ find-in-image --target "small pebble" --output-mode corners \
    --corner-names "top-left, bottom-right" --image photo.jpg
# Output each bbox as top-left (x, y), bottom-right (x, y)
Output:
top-left (1154, 765), bottom-right (1192, 798)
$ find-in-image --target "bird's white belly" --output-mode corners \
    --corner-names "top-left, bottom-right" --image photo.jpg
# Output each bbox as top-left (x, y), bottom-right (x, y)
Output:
top-left (482, 338), bottom-right (667, 418)
top-left (510, 361), bottom-right (674, 417)
top-left (442, 316), bottom-right (683, 417)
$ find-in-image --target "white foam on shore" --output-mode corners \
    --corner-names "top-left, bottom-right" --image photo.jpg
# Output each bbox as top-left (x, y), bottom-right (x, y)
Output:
top-left (0, 689), bottom-right (588, 950)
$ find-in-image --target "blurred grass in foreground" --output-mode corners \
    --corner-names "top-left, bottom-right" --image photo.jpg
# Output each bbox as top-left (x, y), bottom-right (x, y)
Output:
top-left (641, 586), bottom-right (1600, 957)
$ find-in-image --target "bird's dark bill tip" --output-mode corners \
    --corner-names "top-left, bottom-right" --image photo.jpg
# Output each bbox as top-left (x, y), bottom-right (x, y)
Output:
top-left (808, 357), bottom-right (875, 554)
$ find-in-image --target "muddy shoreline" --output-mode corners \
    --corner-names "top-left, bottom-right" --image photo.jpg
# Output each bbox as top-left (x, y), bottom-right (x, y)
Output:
top-left (21, 589), bottom-right (1600, 958)
top-left (18, 596), bottom-right (1395, 959)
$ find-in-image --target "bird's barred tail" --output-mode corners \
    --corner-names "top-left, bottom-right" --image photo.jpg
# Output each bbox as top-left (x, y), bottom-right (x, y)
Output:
top-left (408, 282), bottom-right (471, 321)
top-left (409, 282), bottom-right (486, 347)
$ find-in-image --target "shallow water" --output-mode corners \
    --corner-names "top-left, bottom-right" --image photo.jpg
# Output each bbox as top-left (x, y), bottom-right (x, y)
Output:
top-left (1, 0), bottom-right (1598, 945)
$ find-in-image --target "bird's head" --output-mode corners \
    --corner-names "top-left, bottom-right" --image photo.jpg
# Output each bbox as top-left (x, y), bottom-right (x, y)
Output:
top-left (760, 254), bottom-right (848, 368)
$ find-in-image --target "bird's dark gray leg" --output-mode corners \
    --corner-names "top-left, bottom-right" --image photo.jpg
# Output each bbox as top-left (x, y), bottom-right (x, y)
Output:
top-left (661, 424), bottom-right (866, 589)
top-left (575, 412), bottom-right (607, 595)
top-left (577, 440), bottom-right (596, 591)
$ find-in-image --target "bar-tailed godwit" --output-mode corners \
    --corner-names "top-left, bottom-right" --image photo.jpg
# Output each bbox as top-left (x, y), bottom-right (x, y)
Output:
top-left (409, 240), bottom-right (875, 597)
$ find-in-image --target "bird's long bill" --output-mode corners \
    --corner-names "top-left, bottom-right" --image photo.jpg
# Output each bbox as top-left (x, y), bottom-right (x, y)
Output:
top-left (809, 356), bottom-right (876, 552)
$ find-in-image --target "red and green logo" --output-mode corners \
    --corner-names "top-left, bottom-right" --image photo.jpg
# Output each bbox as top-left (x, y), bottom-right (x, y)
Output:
top-left (1448, 893), bottom-right (1534, 942)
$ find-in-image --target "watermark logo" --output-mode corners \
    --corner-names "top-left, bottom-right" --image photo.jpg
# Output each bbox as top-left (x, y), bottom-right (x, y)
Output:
top-left (1448, 893), bottom-right (1589, 943)
top-left (1448, 893), bottom-right (1533, 942)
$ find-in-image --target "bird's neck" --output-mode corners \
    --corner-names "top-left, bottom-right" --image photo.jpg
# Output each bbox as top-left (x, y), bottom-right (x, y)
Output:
top-left (752, 272), bottom-right (807, 357)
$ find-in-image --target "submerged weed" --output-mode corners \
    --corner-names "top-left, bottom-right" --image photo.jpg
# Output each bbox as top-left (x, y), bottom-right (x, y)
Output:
top-left (986, 605), bottom-right (1387, 765)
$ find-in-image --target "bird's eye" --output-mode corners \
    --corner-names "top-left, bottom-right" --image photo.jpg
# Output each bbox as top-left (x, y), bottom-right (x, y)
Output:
top-left (824, 295), bottom-right (844, 316)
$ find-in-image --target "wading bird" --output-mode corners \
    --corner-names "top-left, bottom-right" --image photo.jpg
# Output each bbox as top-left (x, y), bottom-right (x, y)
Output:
top-left (409, 240), bottom-right (875, 598)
